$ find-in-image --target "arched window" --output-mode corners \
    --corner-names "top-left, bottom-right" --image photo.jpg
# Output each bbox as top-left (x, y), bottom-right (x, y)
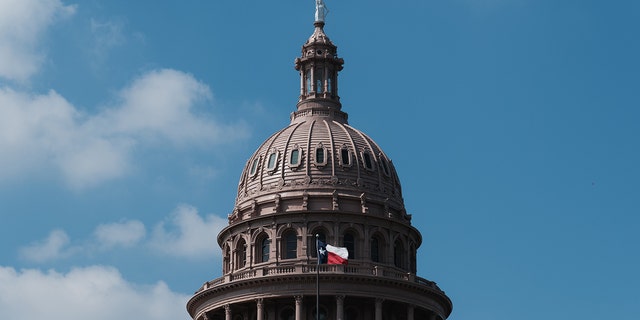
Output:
top-left (410, 242), bottom-right (417, 273)
top-left (256, 234), bottom-right (270, 263)
top-left (394, 239), bottom-right (405, 269)
top-left (371, 237), bottom-right (380, 263)
top-left (283, 230), bottom-right (297, 259)
top-left (236, 238), bottom-right (247, 269)
top-left (343, 233), bottom-right (355, 259)
top-left (224, 246), bottom-right (231, 273)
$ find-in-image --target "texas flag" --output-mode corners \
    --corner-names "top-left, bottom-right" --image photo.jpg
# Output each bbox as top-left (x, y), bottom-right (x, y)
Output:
top-left (317, 240), bottom-right (349, 265)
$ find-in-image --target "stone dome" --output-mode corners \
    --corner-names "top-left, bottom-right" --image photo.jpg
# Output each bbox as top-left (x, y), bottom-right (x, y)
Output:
top-left (189, 7), bottom-right (451, 320)
top-left (227, 21), bottom-right (411, 226)
top-left (231, 115), bottom-right (408, 224)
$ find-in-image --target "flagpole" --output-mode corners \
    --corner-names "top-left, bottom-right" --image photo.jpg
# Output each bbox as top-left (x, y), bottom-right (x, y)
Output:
top-left (316, 233), bottom-right (320, 320)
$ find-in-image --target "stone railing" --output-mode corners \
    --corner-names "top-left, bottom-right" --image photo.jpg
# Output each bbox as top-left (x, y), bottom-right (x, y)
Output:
top-left (197, 264), bottom-right (441, 293)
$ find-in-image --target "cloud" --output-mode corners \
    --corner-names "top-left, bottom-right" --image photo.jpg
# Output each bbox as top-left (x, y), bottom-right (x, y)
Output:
top-left (0, 69), bottom-right (248, 189)
top-left (19, 229), bottom-right (75, 262)
top-left (19, 205), bottom-right (225, 263)
top-left (94, 220), bottom-right (146, 248)
top-left (0, 265), bottom-right (190, 320)
top-left (0, 0), bottom-right (76, 82)
top-left (150, 205), bottom-right (226, 259)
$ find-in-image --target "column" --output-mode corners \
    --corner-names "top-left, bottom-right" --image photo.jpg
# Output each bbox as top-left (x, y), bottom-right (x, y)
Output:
top-left (407, 305), bottom-right (414, 320)
top-left (295, 296), bottom-right (303, 320)
top-left (336, 295), bottom-right (345, 320)
top-left (224, 304), bottom-right (232, 320)
top-left (374, 298), bottom-right (384, 320)
top-left (256, 298), bottom-right (264, 320)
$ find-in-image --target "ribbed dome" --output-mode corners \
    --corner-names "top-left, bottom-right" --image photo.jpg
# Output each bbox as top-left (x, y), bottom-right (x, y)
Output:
top-left (227, 17), bottom-right (410, 226)
top-left (231, 115), bottom-right (409, 225)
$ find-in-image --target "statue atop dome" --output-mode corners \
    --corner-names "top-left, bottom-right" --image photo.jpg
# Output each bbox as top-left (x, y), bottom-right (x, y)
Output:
top-left (315, 0), bottom-right (328, 22)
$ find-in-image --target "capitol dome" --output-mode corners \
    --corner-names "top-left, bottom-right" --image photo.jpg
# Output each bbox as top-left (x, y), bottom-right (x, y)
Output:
top-left (230, 21), bottom-right (409, 226)
top-left (189, 5), bottom-right (451, 320)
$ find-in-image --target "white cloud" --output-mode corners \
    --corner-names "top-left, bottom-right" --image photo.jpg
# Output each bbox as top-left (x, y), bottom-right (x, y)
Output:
top-left (0, 265), bottom-right (190, 320)
top-left (20, 205), bottom-right (225, 262)
top-left (0, 0), bottom-right (76, 81)
top-left (150, 204), bottom-right (226, 259)
top-left (94, 220), bottom-right (146, 248)
top-left (19, 229), bottom-right (74, 262)
top-left (95, 69), bottom-right (234, 146)
top-left (0, 69), bottom-right (248, 189)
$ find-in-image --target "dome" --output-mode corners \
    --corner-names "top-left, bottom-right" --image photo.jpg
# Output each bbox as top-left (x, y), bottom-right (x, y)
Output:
top-left (189, 5), bottom-right (451, 320)
top-left (227, 19), bottom-right (411, 226)
top-left (231, 115), bottom-right (408, 225)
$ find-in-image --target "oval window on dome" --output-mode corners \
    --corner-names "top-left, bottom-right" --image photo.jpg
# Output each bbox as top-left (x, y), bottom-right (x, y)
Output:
top-left (362, 150), bottom-right (374, 171)
top-left (249, 156), bottom-right (260, 177)
top-left (266, 150), bottom-right (278, 172)
top-left (340, 147), bottom-right (352, 167)
top-left (290, 148), bottom-right (301, 167)
top-left (315, 144), bottom-right (327, 167)
top-left (379, 153), bottom-right (391, 177)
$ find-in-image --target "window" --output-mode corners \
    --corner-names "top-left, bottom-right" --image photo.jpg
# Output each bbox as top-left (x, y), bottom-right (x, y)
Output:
top-left (306, 69), bottom-right (312, 94)
top-left (340, 148), bottom-right (351, 167)
top-left (394, 239), bottom-right (405, 269)
top-left (371, 237), bottom-right (380, 263)
top-left (380, 156), bottom-right (390, 176)
top-left (315, 68), bottom-right (324, 93)
top-left (327, 77), bottom-right (332, 94)
top-left (410, 243), bottom-right (417, 273)
top-left (362, 151), bottom-right (373, 170)
top-left (257, 236), bottom-right (270, 263)
top-left (312, 307), bottom-right (328, 320)
top-left (344, 233), bottom-right (355, 259)
top-left (224, 246), bottom-right (231, 273)
top-left (280, 308), bottom-right (294, 320)
top-left (290, 148), bottom-right (301, 167)
top-left (345, 308), bottom-right (359, 320)
top-left (236, 239), bottom-right (247, 269)
top-left (316, 148), bottom-right (325, 164)
top-left (315, 144), bottom-right (327, 166)
top-left (283, 231), bottom-right (297, 259)
top-left (249, 157), bottom-right (260, 176)
top-left (267, 151), bottom-right (278, 171)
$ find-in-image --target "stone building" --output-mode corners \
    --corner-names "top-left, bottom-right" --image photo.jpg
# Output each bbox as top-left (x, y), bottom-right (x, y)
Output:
top-left (187, 3), bottom-right (452, 320)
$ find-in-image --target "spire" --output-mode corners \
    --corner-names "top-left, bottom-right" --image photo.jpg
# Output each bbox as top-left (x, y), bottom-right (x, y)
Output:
top-left (292, 0), bottom-right (346, 124)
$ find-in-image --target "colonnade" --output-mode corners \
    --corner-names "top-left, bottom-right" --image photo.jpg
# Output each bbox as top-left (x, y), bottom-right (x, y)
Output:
top-left (203, 295), bottom-right (441, 320)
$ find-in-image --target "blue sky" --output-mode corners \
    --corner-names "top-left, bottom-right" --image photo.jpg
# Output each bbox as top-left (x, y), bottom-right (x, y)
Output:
top-left (0, 0), bottom-right (638, 319)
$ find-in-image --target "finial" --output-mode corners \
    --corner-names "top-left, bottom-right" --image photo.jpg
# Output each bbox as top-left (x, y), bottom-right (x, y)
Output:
top-left (315, 0), bottom-right (328, 22)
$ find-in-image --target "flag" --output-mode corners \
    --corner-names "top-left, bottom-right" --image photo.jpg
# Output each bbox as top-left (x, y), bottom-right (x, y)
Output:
top-left (317, 239), bottom-right (349, 265)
